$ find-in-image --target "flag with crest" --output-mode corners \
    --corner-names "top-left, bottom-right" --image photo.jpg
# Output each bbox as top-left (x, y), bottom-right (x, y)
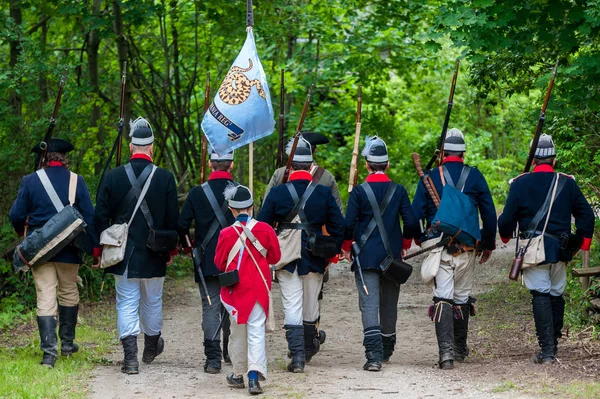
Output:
top-left (201, 28), bottom-right (275, 156)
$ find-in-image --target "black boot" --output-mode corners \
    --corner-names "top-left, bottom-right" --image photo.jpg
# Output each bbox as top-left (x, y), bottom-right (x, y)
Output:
top-left (203, 339), bottom-right (222, 374)
top-left (432, 299), bottom-right (454, 369)
top-left (284, 325), bottom-right (305, 373)
top-left (37, 316), bottom-right (58, 368)
top-left (58, 305), bottom-right (79, 356)
top-left (142, 333), bottom-right (164, 364)
top-left (531, 291), bottom-right (555, 364)
top-left (550, 294), bottom-right (565, 357)
top-left (121, 335), bottom-right (139, 374)
top-left (303, 321), bottom-right (320, 363)
top-left (226, 372), bottom-right (245, 389)
top-left (454, 304), bottom-right (471, 363)
top-left (363, 326), bottom-right (382, 371)
top-left (222, 316), bottom-right (231, 364)
top-left (382, 333), bottom-right (396, 363)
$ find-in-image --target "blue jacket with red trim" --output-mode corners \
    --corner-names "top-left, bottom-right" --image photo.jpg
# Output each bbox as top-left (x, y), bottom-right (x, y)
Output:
top-left (257, 170), bottom-right (345, 275)
top-left (411, 157), bottom-right (497, 250)
top-left (343, 173), bottom-right (418, 271)
top-left (498, 164), bottom-right (595, 263)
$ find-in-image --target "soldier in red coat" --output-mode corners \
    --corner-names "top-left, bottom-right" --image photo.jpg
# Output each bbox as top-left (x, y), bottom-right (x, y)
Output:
top-left (214, 184), bottom-right (281, 395)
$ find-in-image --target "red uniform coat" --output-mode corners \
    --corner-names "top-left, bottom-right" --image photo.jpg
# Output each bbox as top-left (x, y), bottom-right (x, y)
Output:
top-left (215, 216), bottom-right (281, 324)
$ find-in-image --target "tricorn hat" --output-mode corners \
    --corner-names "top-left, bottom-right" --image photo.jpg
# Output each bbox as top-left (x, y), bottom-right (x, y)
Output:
top-left (130, 116), bottom-right (154, 146)
top-left (362, 136), bottom-right (388, 163)
top-left (286, 136), bottom-right (313, 163)
top-left (533, 134), bottom-right (556, 159)
top-left (443, 128), bottom-right (466, 152)
top-left (224, 183), bottom-right (253, 209)
top-left (30, 138), bottom-right (74, 154)
top-left (301, 132), bottom-right (330, 146)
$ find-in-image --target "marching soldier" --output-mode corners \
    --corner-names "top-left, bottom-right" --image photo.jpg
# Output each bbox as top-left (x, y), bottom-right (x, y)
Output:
top-left (9, 138), bottom-right (98, 368)
top-left (498, 134), bottom-right (594, 364)
top-left (342, 136), bottom-right (418, 371)
top-left (214, 184), bottom-right (281, 395)
top-left (94, 117), bottom-right (180, 374)
top-left (257, 139), bottom-right (344, 373)
top-left (412, 128), bottom-right (497, 370)
top-left (178, 149), bottom-right (236, 373)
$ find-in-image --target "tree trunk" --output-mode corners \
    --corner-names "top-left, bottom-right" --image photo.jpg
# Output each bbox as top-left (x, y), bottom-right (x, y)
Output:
top-left (89, 0), bottom-right (103, 173)
top-left (9, 0), bottom-right (23, 130)
top-left (112, 0), bottom-right (131, 157)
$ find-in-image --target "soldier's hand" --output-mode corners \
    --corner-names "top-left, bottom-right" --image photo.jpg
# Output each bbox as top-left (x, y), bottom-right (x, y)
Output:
top-left (479, 249), bottom-right (492, 264)
top-left (402, 249), bottom-right (408, 259)
top-left (166, 255), bottom-right (175, 266)
top-left (342, 249), bottom-right (352, 262)
top-left (92, 257), bottom-right (101, 269)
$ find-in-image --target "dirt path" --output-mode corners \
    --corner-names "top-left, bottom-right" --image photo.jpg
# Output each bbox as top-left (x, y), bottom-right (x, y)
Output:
top-left (89, 243), bottom-right (535, 399)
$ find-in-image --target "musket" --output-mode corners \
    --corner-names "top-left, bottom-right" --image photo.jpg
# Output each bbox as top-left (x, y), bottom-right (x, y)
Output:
top-left (36, 67), bottom-right (68, 171)
top-left (348, 85), bottom-right (362, 192)
top-left (404, 236), bottom-right (451, 260)
top-left (276, 69), bottom-right (285, 168)
top-left (280, 83), bottom-right (314, 184)
top-left (411, 153), bottom-right (441, 208)
top-left (523, 59), bottom-right (559, 173)
top-left (425, 59), bottom-right (460, 170)
top-left (115, 61), bottom-right (127, 167)
top-left (352, 242), bottom-right (368, 295)
top-left (200, 72), bottom-right (211, 183)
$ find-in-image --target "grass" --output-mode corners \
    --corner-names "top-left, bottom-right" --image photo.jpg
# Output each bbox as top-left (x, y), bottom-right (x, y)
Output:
top-left (0, 301), bottom-right (116, 399)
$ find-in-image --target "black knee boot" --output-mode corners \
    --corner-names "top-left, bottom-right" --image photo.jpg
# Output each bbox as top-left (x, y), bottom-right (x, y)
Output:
top-left (58, 305), bottom-right (79, 356)
top-left (285, 325), bottom-right (305, 373)
top-left (121, 335), bottom-right (139, 374)
top-left (203, 340), bottom-right (222, 373)
top-left (222, 315), bottom-right (231, 364)
top-left (550, 294), bottom-right (565, 357)
top-left (142, 332), bottom-right (164, 364)
top-left (303, 320), bottom-right (320, 363)
top-left (363, 326), bottom-right (383, 371)
top-left (382, 333), bottom-right (396, 363)
top-left (431, 299), bottom-right (454, 369)
top-left (531, 291), bottom-right (555, 364)
top-left (37, 316), bottom-right (58, 368)
top-left (454, 303), bottom-right (472, 363)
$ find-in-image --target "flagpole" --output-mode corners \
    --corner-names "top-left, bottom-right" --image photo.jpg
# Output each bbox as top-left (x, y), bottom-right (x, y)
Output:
top-left (247, 0), bottom-right (254, 193)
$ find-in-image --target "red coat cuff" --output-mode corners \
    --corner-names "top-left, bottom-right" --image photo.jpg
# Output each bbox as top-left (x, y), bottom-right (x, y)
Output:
top-left (169, 248), bottom-right (179, 256)
top-left (92, 247), bottom-right (103, 257)
top-left (342, 240), bottom-right (353, 251)
top-left (500, 236), bottom-right (511, 244)
top-left (328, 254), bottom-right (339, 264)
top-left (581, 237), bottom-right (592, 251)
top-left (403, 238), bottom-right (412, 250)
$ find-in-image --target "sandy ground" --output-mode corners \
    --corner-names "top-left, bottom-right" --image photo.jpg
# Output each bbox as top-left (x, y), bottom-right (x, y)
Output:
top-left (89, 243), bottom-right (536, 399)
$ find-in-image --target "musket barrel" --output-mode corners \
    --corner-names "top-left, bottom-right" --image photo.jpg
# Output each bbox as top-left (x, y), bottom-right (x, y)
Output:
top-left (348, 85), bottom-right (362, 192)
top-left (200, 72), bottom-right (210, 183)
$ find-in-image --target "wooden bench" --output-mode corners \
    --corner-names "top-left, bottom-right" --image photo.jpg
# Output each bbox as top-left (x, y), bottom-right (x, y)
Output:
top-left (572, 266), bottom-right (600, 277)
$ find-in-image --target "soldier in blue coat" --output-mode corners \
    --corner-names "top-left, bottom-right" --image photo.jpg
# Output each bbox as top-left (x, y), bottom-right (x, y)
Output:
top-left (342, 136), bottom-right (419, 371)
top-left (412, 128), bottom-right (497, 370)
top-left (178, 149), bottom-right (237, 373)
top-left (258, 139), bottom-right (345, 373)
top-left (9, 138), bottom-right (98, 368)
top-left (498, 134), bottom-right (594, 364)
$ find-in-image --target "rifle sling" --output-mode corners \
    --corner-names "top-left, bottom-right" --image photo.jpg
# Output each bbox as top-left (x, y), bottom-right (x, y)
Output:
top-left (200, 183), bottom-right (230, 251)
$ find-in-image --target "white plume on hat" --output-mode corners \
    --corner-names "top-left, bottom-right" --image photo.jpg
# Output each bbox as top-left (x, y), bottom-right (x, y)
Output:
top-left (129, 116), bottom-right (153, 136)
top-left (223, 182), bottom-right (239, 201)
top-left (285, 135), bottom-right (310, 155)
top-left (224, 182), bottom-right (253, 209)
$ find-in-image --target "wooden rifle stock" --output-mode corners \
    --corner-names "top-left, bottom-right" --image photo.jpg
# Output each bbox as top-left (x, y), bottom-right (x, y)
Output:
top-left (281, 83), bottom-right (314, 184)
top-left (200, 72), bottom-right (210, 183)
top-left (404, 236), bottom-right (451, 260)
top-left (412, 153), bottom-right (440, 208)
top-left (36, 67), bottom-right (68, 171)
top-left (116, 61), bottom-right (127, 167)
top-left (523, 59), bottom-right (559, 173)
top-left (348, 85), bottom-right (362, 192)
top-left (276, 69), bottom-right (285, 168)
top-left (426, 59), bottom-right (460, 170)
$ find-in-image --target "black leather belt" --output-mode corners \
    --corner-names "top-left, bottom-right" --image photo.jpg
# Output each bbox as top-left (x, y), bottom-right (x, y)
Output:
top-left (278, 222), bottom-right (320, 232)
top-left (521, 230), bottom-right (562, 241)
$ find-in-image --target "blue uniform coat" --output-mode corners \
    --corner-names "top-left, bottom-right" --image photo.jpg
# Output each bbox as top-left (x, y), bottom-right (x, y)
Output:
top-left (412, 158), bottom-right (497, 250)
top-left (498, 164), bottom-right (595, 263)
top-left (343, 173), bottom-right (419, 271)
top-left (9, 164), bottom-right (97, 264)
top-left (257, 170), bottom-right (345, 275)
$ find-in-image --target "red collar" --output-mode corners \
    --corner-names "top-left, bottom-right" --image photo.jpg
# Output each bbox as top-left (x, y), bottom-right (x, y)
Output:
top-left (289, 170), bottom-right (313, 181)
top-left (47, 161), bottom-right (64, 167)
top-left (208, 171), bottom-right (233, 181)
top-left (365, 173), bottom-right (391, 183)
top-left (533, 164), bottom-right (555, 173)
top-left (130, 154), bottom-right (153, 162)
top-left (442, 156), bottom-right (464, 164)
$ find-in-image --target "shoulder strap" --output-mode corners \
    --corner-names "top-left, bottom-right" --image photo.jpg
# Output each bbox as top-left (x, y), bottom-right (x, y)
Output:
top-left (68, 172), bottom-right (78, 206)
top-left (441, 165), bottom-right (471, 192)
top-left (362, 183), bottom-right (395, 258)
top-left (526, 174), bottom-right (566, 235)
top-left (122, 163), bottom-right (155, 226)
top-left (442, 166), bottom-right (455, 188)
top-left (226, 220), bottom-right (265, 269)
top-left (128, 166), bottom-right (157, 226)
top-left (36, 169), bottom-right (64, 212)
top-left (199, 183), bottom-right (230, 251)
top-left (230, 220), bottom-right (271, 295)
top-left (285, 182), bottom-right (318, 223)
top-left (311, 165), bottom-right (326, 185)
top-left (356, 182), bottom-right (396, 255)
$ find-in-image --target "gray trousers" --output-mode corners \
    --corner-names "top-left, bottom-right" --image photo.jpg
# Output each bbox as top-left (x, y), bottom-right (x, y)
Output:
top-left (354, 270), bottom-right (400, 334)
top-left (200, 276), bottom-right (225, 341)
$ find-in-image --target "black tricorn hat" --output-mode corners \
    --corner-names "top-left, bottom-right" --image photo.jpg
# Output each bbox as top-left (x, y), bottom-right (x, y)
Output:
top-left (301, 132), bottom-right (330, 146)
top-left (31, 138), bottom-right (74, 154)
